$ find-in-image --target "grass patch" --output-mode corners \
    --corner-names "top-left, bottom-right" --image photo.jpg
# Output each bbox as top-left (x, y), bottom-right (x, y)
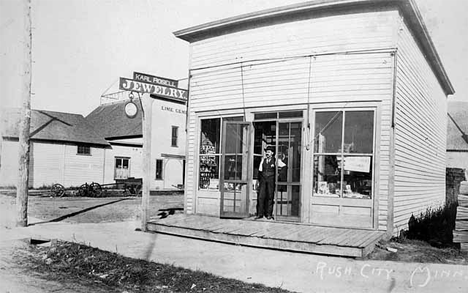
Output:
top-left (25, 241), bottom-right (294, 293)
top-left (367, 237), bottom-right (468, 264)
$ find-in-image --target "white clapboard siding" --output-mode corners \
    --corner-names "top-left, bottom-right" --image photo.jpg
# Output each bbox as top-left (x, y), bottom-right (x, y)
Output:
top-left (0, 140), bottom-right (20, 187)
top-left (184, 9), bottom-right (398, 217)
top-left (190, 53), bottom-right (394, 112)
top-left (103, 144), bottom-right (143, 185)
top-left (184, 111), bottom-right (197, 214)
top-left (30, 142), bottom-right (66, 188)
top-left (62, 145), bottom-right (105, 187)
top-left (393, 18), bottom-right (447, 231)
top-left (191, 11), bottom-right (397, 68)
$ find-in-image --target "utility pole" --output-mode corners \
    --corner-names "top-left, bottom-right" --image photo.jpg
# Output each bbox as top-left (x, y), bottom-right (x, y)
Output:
top-left (16, 0), bottom-right (32, 227)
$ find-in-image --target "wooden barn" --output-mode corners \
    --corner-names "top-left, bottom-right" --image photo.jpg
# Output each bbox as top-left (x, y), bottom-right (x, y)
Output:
top-left (1, 97), bottom-right (186, 192)
top-left (148, 0), bottom-right (455, 256)
top-left (0, 108), bottom-right (110, 188)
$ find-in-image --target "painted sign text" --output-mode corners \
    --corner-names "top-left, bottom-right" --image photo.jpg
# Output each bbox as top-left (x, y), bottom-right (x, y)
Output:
top-left (119, 77), bottom-right (187, 101)
top-left (133, 72), bottom-right (178, 88)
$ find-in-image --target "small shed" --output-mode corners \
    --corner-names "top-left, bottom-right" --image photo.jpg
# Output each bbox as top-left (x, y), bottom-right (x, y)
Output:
top-left (86, 97), bottom-right (187, 191)
top-left (447, 101), bottom-right (468, 170)
top-left (173, 0), bottom-right (454, 235)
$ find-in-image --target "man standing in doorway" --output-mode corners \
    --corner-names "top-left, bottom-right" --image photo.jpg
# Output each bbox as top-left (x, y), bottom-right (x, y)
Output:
top-left (256, 145), bottom-right (285, 220)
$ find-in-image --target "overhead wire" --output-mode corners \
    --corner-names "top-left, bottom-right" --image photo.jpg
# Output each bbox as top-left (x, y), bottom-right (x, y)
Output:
top-left (190, 47), bottom-right (397, 73)
top-left (191, 47), bottom-right (396, 156)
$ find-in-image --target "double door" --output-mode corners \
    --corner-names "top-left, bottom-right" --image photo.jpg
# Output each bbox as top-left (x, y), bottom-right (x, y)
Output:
top-left (219, 119), bottom-right (302, 221)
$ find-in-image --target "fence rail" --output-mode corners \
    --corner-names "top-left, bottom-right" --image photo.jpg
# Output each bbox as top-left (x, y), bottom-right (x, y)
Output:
top-left (454, 181), bottom-right (468, 252)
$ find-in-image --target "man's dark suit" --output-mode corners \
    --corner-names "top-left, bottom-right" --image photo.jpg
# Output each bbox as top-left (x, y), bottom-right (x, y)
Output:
top-left (258, 157), bottom-right (275, 217)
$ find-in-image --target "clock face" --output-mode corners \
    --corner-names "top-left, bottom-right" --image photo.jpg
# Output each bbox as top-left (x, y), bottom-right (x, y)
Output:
top-left (124, 101), bottom-right (138, 118)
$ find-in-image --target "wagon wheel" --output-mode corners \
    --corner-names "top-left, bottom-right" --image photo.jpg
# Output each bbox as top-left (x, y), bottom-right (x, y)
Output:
top-left (78, 183), bottom-right (89, 197)
top-left (135, 185), bottom-right (142, 196)
top-left (50, 183), bottom-right (65, 198)
top-left (90, 182), bottom-right (102, 197)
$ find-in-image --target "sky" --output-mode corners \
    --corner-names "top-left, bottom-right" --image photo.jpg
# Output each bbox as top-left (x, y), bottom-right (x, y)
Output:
top-left (1, 0), bottom-right (467, 116)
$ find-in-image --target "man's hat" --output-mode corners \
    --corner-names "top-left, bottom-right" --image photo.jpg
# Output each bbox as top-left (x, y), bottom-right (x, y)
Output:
top-left (265, 145), bottom-right (275, 153)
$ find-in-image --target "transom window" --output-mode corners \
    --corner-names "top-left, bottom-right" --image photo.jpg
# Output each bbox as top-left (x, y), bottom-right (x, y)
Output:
top-left (313, 109), bottom-right (375, 199)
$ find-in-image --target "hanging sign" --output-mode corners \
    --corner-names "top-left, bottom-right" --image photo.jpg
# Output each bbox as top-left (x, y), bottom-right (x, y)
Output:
top-left (344, 156), bottom-right (371, 173)
top-left (133, 72), bottom-right (178, 88)
top-left (124, 100), bottom-right (138, 118)
top-left (119, 77), bottom-right (187, 103)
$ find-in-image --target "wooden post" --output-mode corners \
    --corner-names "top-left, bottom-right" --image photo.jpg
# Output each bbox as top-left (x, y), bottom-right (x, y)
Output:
top-left (141, 94), bottom-right (154, 231)
top-left (16, 0), bottom-right (32, 227)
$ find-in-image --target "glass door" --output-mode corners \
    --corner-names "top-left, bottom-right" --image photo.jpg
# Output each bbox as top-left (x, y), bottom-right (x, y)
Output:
top-left (220, 121), bottom-right (252, 218)
top-left (253, 114), bottom-right (303, 222)
top-left (276, 121), bottom-right (302, 221)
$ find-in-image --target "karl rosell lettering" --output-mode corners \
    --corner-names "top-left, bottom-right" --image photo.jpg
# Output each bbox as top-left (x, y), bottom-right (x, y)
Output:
top-left (133, 73), bottom-right (178, 87)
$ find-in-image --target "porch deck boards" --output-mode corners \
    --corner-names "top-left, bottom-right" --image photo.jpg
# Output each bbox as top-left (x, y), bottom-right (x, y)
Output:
top-left (147, 214), bottom-right (386, 258)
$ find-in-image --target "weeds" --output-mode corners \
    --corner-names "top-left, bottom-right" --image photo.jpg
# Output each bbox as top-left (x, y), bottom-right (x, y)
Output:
top-left (26, 241), bottom-right (293, 293)
top-left (401, 202), bottom-right (458, 248)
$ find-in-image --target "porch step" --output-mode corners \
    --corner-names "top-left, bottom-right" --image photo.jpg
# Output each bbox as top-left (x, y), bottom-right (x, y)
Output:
top-left (147, 214), bottom-right (385, 258)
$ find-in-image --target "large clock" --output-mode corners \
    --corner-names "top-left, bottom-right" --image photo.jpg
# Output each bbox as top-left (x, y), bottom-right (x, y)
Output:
top-left (124, 101), bottom-right (138, 118)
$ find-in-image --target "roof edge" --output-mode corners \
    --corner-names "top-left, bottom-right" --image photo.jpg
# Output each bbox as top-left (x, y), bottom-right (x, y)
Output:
top-left (1, 136), bottom-right (110, 147)
top-left (173, 0), bottom-right (454, 96)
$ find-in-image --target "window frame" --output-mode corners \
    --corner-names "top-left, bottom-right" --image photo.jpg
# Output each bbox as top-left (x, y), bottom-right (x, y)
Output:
top-left (171, 126), bottom-right (179, 147)
top-left (77, 144), bottom-right (91, 156)
top-left (114, 157), bottom-right (131, 179)
top-left (155, 159), bottom-right (163, 180)
top-left (312, 108), bottom-right (376, 199)
top-left (198, 116), bottom-right (243, 191)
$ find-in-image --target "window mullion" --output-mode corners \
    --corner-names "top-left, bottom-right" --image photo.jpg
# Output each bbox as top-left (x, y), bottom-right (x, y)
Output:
top-left (340, 111), bottom-right (345, 198)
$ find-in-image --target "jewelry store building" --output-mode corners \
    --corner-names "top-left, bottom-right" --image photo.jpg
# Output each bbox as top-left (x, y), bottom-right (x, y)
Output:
top-left (174, 0), bottom-right (454, 234)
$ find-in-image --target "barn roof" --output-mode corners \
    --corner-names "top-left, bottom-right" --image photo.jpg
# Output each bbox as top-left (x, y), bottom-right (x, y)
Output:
top-left (447, 101), bottom-right (468, 151)
top-left (174, 0), bottom-right (454, 96)
top-left (85, 99), bottom-right (142, 140)
top-left (1, 108), bottom-right (109, 146)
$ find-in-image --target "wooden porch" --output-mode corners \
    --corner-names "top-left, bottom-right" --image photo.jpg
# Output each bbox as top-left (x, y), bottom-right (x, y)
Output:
top-left (146, 214), bottom-right (386, 258)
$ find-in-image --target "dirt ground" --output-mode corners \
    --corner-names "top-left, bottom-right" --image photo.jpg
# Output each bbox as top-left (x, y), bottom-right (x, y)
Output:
top-left (1, 191), bottom-right (467, 292)
top-left (0, 192), bottom-right (185, 293)
top-left (0, 192), bottom-right (183, 227)
top-left (1, 192), bottom-right (467, 266)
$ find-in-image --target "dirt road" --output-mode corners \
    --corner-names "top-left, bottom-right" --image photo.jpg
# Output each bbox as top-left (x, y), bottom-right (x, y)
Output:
top-left (0, 192), bottom-right (184, 293)
top-left (1, 193), bottom-right (183, 227)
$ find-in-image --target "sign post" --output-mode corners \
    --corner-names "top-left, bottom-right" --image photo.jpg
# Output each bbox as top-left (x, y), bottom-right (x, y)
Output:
top-left (120, 74), bottom-right (187, 231)
top-left (140, 94), bottom-right (153, 231)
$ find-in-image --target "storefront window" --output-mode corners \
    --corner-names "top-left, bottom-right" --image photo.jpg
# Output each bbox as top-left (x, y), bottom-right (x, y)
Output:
top-left (313, 110), bottom-right (374, 199)
top-left (199, 116), bottom-right (243, 190)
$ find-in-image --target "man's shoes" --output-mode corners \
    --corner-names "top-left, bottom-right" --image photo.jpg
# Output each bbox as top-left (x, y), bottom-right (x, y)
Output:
top-left (255, 215), bottom-right (263, 219)
top-left (266, 215), bottom-right (274, 220)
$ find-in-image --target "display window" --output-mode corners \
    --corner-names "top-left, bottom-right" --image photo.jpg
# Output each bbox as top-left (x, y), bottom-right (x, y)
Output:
top-left (313, 110), bottom-right (374, 199)
top-left (199, 116), bottom-right (243, 190)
